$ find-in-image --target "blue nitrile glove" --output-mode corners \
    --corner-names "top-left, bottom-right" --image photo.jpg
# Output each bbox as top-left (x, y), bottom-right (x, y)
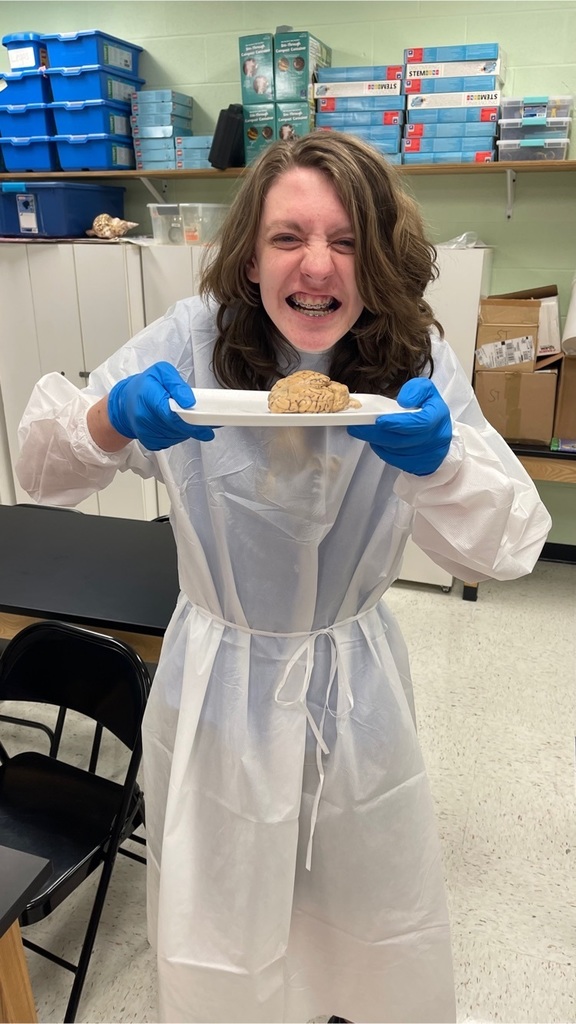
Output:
top-left (108, 361), bottom-right (216, 451)
top-left (347, 378), bottom-right (452, 476)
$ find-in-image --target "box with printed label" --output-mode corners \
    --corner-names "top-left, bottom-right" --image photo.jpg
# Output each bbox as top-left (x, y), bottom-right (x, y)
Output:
top-left (403, 135), bottom-right (495, 153)
top-left (317, 95), bottom-right (405, 112)
top-left (131, 123), bottom-right (193, 138)
top-left (42, 31), bottom-right (142, 75)
top-left (131, 89), bottom-right (193, 108)
top-left (407, 105), bottom-right (499, 124)
top-left (243, 103), bottom-right (276, 161)
top-left (481, 288), bottom-right (561, 358)
top-left (406, 90), bottom-right (500, 111)
top-left (317, 110), bottom-right (404, 127)
top-left (404, 44), bottom-right (501, 63)
top-left (130, 111), bottom-right (192, 129)
top-left (275, 102), bottom-right (314, 141)
top-left (405, 120), bottom-right (496, 137)
top-left (403, 75), bottom-right (502, 95)
top-left (239, 34), bottom-right (275, 105)
top-left (403, 150), bottom-right (495, 164)
top-left (274, 31), bottom-right (331, 102)
top-left (317, 124), bottom-right (401, 144)
top-left (405, 58), bottom-right (506, 79)
top-left (316, 65), bottom-right (402, 83)
top-left (314, 80), bottom-right (402, 99)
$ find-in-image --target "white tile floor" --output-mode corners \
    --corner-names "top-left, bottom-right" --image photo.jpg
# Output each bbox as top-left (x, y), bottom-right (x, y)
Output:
top-left (2, 559), bottom-right (575, 1024)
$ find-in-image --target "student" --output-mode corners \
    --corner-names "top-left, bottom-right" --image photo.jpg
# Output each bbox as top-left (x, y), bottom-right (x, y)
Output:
top-left (16, 132), bottom-right (551, 1024)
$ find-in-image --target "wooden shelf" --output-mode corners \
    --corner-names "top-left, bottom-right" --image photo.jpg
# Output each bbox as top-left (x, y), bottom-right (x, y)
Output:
top-left (0, 160), bottom-right (575, 182)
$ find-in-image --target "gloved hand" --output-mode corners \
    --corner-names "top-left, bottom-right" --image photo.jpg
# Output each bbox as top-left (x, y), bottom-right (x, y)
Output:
top-left (108, 361), bottom-right (216, 451)
top-left (347, 378), bottom-right (452, 476)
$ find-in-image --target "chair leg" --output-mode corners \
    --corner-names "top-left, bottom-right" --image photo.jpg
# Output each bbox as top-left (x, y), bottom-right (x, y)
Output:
top-left (63, 852), bottom-right (121, 1023)
top-left (50, 706), bottom-right (67, 757)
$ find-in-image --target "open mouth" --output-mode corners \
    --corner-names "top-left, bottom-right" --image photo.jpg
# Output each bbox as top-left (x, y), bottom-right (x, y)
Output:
top-left (286, 294), bottom-right (341, 317)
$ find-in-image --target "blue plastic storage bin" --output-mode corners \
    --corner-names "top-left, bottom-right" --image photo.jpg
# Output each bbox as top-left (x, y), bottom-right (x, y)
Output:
top-left (0, 68), bottom-right (52, 104)
top-left (2, 32), bottom-right (48, 70)
top-left (0, 181), bottom-right (125, 236)
top-left (42, 31), bottom-right (142, 75)
top-left (54, 133), bottom-right (135, 170)
top-left (50, 99), bottom-right (131, 137)
top-left (46, 65), bottom-right (144, 107)
top-left (0, 102), bottom-right (55, 136)
top-left (0, 136), bottom-right (60, 171)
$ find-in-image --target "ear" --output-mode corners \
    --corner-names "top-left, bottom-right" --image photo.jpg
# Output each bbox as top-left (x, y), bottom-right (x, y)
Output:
top-left (246, 253), bottom-right (260, 284)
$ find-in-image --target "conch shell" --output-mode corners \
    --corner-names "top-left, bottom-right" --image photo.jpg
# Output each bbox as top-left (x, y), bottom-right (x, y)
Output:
top-left (86, 214), bottom-right (139, 239)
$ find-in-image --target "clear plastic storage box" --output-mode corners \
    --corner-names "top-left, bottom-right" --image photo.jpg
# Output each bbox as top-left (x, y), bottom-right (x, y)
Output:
top-left (148, 203), bottom-right (229, 245)
top-left (500, 95), bottom-right (573, 120)
top-left (496, 138), bottom-right (570, 161)
top-left (498, 117), bottom-right (572, 140)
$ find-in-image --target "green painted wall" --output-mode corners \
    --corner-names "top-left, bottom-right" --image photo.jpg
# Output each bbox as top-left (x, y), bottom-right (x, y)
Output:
top-left (1, 1), bottom-right (575, 541)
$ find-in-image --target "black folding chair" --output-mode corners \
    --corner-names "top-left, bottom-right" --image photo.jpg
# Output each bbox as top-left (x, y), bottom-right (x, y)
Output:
top-left (0, 620), bottom-right (151, 1023)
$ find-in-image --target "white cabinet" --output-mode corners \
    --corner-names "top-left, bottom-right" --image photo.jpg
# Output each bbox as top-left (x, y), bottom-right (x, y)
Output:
top-left (0, 241), bottom-right (158, 518)
top-left (397, 246), bottom-right (493, 589)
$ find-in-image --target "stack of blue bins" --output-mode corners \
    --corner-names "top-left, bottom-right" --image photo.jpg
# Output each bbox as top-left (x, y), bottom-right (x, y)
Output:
top-left (131, 90), bottom-right (213, 170)
top-left (313, 64), bottom-right (406, 164)
top-left (0, 29), bottom-right (144, 170)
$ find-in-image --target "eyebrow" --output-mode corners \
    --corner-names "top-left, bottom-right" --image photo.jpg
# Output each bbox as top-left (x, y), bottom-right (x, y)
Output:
top-left (265, 219), bottom-right (354, 234)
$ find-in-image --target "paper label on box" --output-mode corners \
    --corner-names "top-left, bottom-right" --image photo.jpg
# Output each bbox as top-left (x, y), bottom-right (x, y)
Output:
top-left (108, 78), bottom-right (134, 103)
top-left (103, 43), bottom-right (133, 71)
top-left (16, 193), bottom-right (39, 234)
top-left (476, 335), bottom-right (534, 369)
top-left (9, 46), bottom-right (36, 69)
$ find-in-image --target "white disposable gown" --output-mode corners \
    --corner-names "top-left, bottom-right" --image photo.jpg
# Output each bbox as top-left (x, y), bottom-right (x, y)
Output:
top-left (17, 295), bottom-right (551, 1024)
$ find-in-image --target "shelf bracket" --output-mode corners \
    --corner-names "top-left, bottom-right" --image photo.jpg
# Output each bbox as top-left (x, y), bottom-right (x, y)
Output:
top-left (138, 176), bottom-right (167, 203)
top-left (505, 169), bottom-right (517, 219)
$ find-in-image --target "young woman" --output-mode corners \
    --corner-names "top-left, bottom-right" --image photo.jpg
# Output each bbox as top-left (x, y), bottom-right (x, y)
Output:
top-left (16, 132), bottom-right (550, 1024)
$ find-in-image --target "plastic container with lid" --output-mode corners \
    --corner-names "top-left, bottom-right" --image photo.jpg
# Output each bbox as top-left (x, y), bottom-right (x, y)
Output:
top-left (0, 180), bottom-right (125, 236)
top-left (178, 205), bottom-right (230, 244)
top-left (42, 30), bottom-right (142, 76)
top-left (147, 204), bottom-right (185, 245)
top-left (45, 65), bottom-right (145, 107)
top-left (498, 117), bottom-right (572, 141)
top-left (53, 133), bottom-right (136, 170)
top-left (0, 101), bottom-right (55, 137)
top-left (0, 135), bottom-right (60, 171)
top-left (500, 95), bottom-right (573, 120)
top-left (496, 137), bottom-right (570, 161)
top-left (2, 32), bottom-right (48, 70)
top-left (50, 99), bottom-right (131, 137)
top-left (0, 68), bottom-right (52, 104)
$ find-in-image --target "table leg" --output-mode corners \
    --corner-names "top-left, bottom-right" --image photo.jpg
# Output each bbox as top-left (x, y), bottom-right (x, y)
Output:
top-left (0, 920), bottom-right (37, 1023)
top-left (462, 582), bottom-right (479, 602)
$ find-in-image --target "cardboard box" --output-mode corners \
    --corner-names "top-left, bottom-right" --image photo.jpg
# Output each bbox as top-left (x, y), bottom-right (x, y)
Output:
top-left (554, 354), bottom-right (576, 440)
top-left (476, 298), bottom-right (541, 370)
top-left (274, 30), bottom-right (331, 102)
top-left (239, 34), bottom-right (275, 104)
top-left (488, 285), bottom-right (561, 357)
top-left (474, 366), bottom-right (559, 444)
top-left (242, 103), bottom-right (276, 162)
top-left (275, 101), bottom-right (314, 140)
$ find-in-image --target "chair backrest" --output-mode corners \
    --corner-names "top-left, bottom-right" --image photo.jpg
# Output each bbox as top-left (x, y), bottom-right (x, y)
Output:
top-left (0, 621), bottom-right (151, 749)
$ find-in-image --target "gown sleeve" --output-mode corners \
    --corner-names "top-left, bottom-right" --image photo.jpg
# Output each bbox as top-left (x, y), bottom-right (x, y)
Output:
top-left (15, 298), bottom-right (200, 506)
top-left (393, 337), bottom-right (552, 582)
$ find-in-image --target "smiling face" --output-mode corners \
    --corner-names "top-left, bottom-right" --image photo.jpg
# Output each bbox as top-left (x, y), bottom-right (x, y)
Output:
top-left (246, 166), bottom-right (365, 354)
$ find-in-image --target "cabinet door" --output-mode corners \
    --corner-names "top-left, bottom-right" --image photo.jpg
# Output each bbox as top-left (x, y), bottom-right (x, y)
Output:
top-left (397, 247), bottom-right (493, 589)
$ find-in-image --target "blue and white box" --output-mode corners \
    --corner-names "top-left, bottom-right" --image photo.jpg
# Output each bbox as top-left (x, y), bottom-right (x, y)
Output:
top-left (406, 90), bottom-right (500, 111)
top-left (404, 43), bottom-right (501, 64)
top-left (316, 110), bottom-right (404, 127)
top-left (317, 95), bottom-right (405, 112)
top-left (405, 120), bottom-right (497, 137)
top-left (403, 149), bottom-right (495, 164)
top-left (402, 135), bottom-right (496, 153)
top-left (42, 31), bottom-right (142, 75)
top-left (132, 89), bottom-right (193, 108)
top-left (314, 80), bottom-right (402, 98)
top-left (404, 58), bottom-right (506, 79)
top-left (403, 76), bottom-right (503, 95)
top-left (407, 105), bottom-right (499, 124)
top-left (316, 65), bottom-right (403, 82)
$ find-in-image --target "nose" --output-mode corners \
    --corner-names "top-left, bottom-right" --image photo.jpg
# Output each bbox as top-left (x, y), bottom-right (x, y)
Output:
top-left (300, 242), bottom-right (334, 281)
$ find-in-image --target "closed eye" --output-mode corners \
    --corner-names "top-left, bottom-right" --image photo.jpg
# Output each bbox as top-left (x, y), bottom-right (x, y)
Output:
top-left (331, 238), bottom-right (355, 253)
top-left (271, 234), bottom-right (302, 247)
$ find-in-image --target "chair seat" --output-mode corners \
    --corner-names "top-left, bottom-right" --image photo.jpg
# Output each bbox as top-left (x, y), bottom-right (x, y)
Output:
top-left (0, 751), bottom-right (142, 924)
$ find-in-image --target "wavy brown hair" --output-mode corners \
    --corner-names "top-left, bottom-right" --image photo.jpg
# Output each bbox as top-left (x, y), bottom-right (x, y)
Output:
top-left (200, 130), bottom-right (442, 396)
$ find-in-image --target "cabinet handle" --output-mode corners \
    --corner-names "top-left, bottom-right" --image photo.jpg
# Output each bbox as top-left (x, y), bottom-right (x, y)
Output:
top-left (79, 371), bottom-right (91, 379)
